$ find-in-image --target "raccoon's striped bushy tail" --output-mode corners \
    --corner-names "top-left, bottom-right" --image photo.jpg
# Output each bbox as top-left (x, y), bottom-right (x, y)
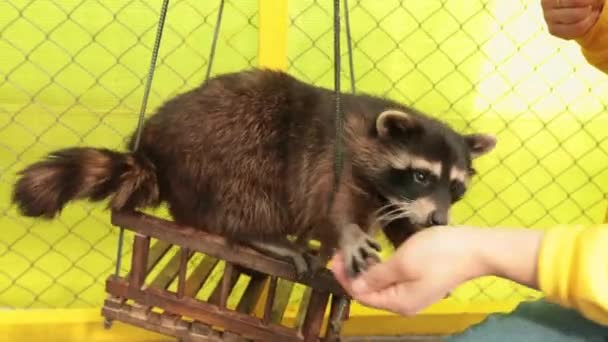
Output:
top-left (12, 147), bottom-right (160, 218)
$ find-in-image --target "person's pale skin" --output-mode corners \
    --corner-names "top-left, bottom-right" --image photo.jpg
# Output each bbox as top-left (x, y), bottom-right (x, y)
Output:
top-left (330, 227), bottom-right (544, 316)
top-left (541, 0), bottom-right (604, 40)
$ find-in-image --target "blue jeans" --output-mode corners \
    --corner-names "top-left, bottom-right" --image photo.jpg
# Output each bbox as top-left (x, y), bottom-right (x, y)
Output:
top-left (445, 300), bottom-right (608, 342)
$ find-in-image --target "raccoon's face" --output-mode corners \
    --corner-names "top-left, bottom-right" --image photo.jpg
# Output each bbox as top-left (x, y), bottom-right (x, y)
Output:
top-left (353, 109), bottom-right (496, 229)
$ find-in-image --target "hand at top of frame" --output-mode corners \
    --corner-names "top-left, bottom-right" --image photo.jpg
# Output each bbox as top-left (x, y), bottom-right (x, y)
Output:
top-left (541, 0), bottom-right (605, 40)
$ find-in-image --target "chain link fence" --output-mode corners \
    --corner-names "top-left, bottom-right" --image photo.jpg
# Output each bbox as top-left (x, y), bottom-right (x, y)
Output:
top-left (0, 0), bottom-right (259, 309)
top-left (1, 0), bottom-right (607, 310)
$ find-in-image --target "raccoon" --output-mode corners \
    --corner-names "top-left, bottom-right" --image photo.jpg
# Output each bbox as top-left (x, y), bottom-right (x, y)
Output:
top-left (11, 68), bottom-right (496, 279)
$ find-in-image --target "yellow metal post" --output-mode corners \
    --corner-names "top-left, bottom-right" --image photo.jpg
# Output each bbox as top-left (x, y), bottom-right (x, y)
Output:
top-left (258, 0), bottom-right (288, 70)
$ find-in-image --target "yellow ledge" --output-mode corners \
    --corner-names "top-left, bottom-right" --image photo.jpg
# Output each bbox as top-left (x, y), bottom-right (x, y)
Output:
top-left (0, 300), bottom-right (522, 342)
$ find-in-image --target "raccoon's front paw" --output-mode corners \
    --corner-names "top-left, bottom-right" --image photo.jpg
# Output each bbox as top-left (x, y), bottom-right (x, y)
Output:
top-left (341, 225), bottom-right (382, 278)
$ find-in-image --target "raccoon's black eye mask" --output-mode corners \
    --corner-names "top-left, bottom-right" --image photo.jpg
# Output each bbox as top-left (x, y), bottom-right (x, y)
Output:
top-left (377, 165), bottom-right (469, 205)
top-left (377, 166), bottom-right (440, 201)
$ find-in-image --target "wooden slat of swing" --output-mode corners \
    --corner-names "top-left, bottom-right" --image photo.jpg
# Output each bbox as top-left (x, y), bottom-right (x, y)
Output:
top-left (325, 295), bottom-right (349, 341)
top-left (221, 262), bottom-right (237, 308)
top-left (209, 270), bottom-right (291, 340)
top-left (146, 240), bottom-right (173, 272)
top-left (270, 279), bottom-right (294, 325)
top-left (221, 268), bottom-right (261, 342)
top-left (184, 255), bottom-right (220, 298)
top-left (160, 250), bottom-right (222, 338)
top-left (208, 262), bottom-right (241, 307)
top-left (130, 234), bottom-right (150, 289)
top-left (131, 243), bottom-right (194, 329)
top-left (222, 333), bottom-right (248, 342)
top-left (301, 290), bottom-right (330, 342)
top-left (177, 247), bottom-right (189, 297)
top-left (108, 210), bottom-right (351, 341)
top-left (103, 300), bottom-right (216, 342)
top-left (106, 277), bottom-right (301, 342)
top-left (131, 246), bottom-right (195, 322)
top-left (263, 276), bottom-right (278, 324)
top-left (150, 247), bottom-right (195, 290)
top-left (125, 239), bottom-right (172, 282)
top-left (111, 210), bottom-right (347, 296)
top-left (159, 311), bottom-right (186, 331)
top-left (294, 287), bottom-right (313, 330)
top-left (132, 241), bottom-right (180, 312)
top-left (235, 272), bottom-right (268, 314)
top-left (127, 236), bottom-right (173, 319)
top-left (190, 320), bottom-right (222, 340)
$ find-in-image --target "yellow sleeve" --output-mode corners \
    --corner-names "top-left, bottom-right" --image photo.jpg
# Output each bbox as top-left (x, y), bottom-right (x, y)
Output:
top-left (537, 224), bottom-right (608, 325)
top-left (576, 5), bottom-right (608, 73)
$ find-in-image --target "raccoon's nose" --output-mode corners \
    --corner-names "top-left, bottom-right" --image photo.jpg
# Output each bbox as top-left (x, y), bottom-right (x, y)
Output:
top-left (428, 211), bottom-right (447, 226)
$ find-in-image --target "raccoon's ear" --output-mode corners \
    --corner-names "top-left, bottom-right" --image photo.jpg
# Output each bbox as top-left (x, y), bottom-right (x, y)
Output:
top-left (376, 110), bottom-right (421, 139)
top-left (465, 133), bottom-right (497, 158)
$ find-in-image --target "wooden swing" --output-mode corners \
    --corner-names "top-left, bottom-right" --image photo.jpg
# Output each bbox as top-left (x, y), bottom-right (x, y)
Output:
top-left (102, 210), bottom-right (351, 341)
top-left (101, 0), bottom-right (358, 341)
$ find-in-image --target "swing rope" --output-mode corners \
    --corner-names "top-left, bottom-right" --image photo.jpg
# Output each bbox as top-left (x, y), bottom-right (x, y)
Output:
top-left (328, 0), bottom-right (355, 327)
top-left (343, 0), bottom-right (356, 95)
top-left (331, 0), bottom-right (355, 203)
top-left (205, 0), bottom-right (225, 82)
top-left (333, 0), bottom-right (344, 197)
top-left (132, 0), bottom-right (169, 151)
top-left (324, 0), bottom-right (356, 326)
top-left (114, 0), bottom-right (224, 277)
top-left (114, 0), bottom-right (170, 277)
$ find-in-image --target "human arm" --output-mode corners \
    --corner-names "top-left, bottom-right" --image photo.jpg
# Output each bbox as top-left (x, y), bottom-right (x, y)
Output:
top-left (538, 224), bottom-right (608, 325)
top-left (330, 224), bottom-right (608, 326)
top-left (541, 0), bottom-right (608, 72)
top-left (330, 226), bottom-right (544, 315)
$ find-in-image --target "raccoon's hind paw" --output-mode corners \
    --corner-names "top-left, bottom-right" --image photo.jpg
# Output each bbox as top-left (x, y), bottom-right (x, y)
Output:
top-left (291, 253), bottom-right (310, 280)
top-left (340, 225), bottom-right (382, 278)
top-left (245, 239), bottom-right (324, 280)
top-left (291, 252), bottom-right (327, 280)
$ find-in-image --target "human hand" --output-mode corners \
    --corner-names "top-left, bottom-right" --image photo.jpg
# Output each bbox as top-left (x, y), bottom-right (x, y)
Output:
top-left (330, 226), bottom-right (543, 316)
top-left (541, 0), bottom-right (604, 40)
top-left (330, 227), bottom-right (485, 316)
